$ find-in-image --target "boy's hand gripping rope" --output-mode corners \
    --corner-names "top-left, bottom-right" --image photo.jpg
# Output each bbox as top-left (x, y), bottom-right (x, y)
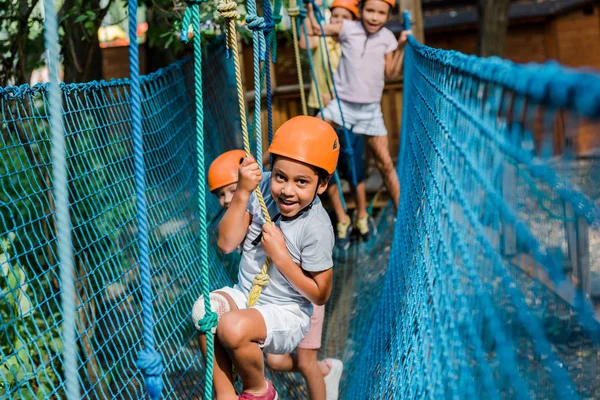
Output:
top-left (217, 0), bottom-right (274, 307)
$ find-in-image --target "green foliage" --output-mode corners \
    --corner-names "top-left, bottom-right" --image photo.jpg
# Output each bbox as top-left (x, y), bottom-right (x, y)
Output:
top-left (0, 233), bottom-right (64, 399)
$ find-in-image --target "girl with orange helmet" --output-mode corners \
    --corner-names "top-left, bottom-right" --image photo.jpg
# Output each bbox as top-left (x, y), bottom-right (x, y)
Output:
top-left (207, 149), bottom-right (245, 210)
top-left (300, 0), bottom-right (359, 115)
top-left (193, 116), bottom-right (339, 400)
top-left (307, 0), bottom-right (411, 246)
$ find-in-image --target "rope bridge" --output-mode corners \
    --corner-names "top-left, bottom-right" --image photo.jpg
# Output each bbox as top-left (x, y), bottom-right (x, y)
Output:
top-left (2, 8), bottom-right (600, 400)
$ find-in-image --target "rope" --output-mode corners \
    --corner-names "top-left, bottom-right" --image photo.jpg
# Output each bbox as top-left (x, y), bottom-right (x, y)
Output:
top-left (218, 0), bottom-right (274, 307)
top-left (246, 0), bottom-right (267, 169)
top-left (289, 0), bottom-right (308, 115)
top-left (308, 0), bottom-right (358, 187)
top-left (129, 1), bottom-right (165, 399)
top-left (263, 0), bottom-right (275, 147)
top-left (180, 1), bottom-right (219, 398)
top-left (301, 19), bottom-right (347, 211)
top-left (41, 1), bottom-right (79, 399)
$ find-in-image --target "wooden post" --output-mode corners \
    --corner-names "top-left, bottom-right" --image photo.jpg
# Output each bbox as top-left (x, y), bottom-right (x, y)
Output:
top-left (501, 161), bottom-right (517, 256)
top-left (399, 0), bottom-right (424, 43)
top-left (564, 202), bottom-right (591, 297)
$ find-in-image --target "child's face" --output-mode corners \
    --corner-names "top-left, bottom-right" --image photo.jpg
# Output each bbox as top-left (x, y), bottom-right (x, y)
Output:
top-left (215, 182), bottom-right (237, 210)
top-left (330, 7), bottom-right (354, 24)
top-left (360, 0), bottom-right (391, 34)
top-left (270, 157), bottom-right (328, 218)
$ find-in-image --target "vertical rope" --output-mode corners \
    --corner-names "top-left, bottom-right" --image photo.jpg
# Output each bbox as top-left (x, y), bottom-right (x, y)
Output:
top-left (129, 1), bottom-right (165, 399)
top-left (180, 1), bottom-right (219, 398)
top-left (217, 0), bottom-right (273, 307)
top-left (309, 0), bottom-right (358, 187)
top-left (246, 0), bottom-right (266, 169)
top-left (301, 19), bottom-right (347, 211)
top-left (42, 1), bottom-right (79, 399)
top-left (263, 0), bottom-right (275, 147)
top-left (289, 0), bottom-right (308, 115)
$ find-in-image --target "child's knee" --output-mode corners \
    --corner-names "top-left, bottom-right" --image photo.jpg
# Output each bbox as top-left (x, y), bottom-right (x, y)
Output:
top-left (216, 313), bottom-right (245, 349)
top-left (265, 354), bottom-right (288, 372)
top-left (192, 292), bottom-right (231, 332)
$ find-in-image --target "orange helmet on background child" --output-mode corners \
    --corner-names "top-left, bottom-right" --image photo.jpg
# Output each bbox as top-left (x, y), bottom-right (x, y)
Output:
top-left (268, 116), bottom-right (340, 175)
top-left (207, 149), bottom-right (246, 192)
top-left (330, 0), bottom-right (360, 19)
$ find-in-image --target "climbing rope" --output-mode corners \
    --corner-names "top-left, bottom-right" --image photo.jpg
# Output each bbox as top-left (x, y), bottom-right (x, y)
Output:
top-left (217, 0), bottom-right (274, 307)
top-left (300, 18), bottom-right (348, 211)
top-left (289, 0), bottom-right (308, 115)
top-left (128, 1), bottom-right (165, 399)
top-left (306, 0), bottom-right (359, 188)
top-left (180, 1), bottom-right (219, 398)
top-left (41, 1), bottom-right (79, 399)
top-left (246, 0), bottom-right (267, 169)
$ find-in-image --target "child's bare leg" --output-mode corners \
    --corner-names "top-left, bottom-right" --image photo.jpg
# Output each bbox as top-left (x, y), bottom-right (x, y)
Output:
top-left (297, 348), bottom-right (326, 400)
top-left (196, 291), bottom-right (239, 399)
top-left (265, 353), bottom-right (294, 371)
top-left (366, 135), bottom-right (399, 210)
top-left (355, 182), bottom-right (368, 219)
top-left (217, 309), bottom-right (268, 395)
top-left (327, 183), bottom-right (350, 224)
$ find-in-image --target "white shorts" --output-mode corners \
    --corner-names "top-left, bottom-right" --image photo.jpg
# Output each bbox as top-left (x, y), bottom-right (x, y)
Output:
top-left (320, 98), bottom-right (388, 136)
top-left (216, 286), bottom-right (311, 355)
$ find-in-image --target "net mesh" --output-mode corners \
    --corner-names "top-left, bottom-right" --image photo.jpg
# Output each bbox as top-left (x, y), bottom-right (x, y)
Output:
top-left (1, 36), bottom-right (600, 399)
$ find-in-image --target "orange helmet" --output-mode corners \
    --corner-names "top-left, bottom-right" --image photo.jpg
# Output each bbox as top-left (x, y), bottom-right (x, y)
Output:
top-left (269, 116), bottom-right (339, 175)
top-left (331, 0), bottom-right (359, 19)
top-left (207, 149), bottom-right (245, 192)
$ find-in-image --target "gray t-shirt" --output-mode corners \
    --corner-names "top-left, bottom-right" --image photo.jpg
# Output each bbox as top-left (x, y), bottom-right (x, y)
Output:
top-left (234, 172), bottom-right (334, 316)
top-left (334, 20), bottom-right (398, 104)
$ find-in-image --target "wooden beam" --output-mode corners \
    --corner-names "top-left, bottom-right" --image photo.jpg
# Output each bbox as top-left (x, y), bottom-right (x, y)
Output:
top-left (399, 0), bottom-right (424, 43)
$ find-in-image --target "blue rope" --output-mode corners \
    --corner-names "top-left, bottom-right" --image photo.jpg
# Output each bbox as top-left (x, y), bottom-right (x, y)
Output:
top-left (263, 0), bottom-right (275, 148)
top-left (246, 0), bottom-right (266, 169)
top-left (308, 0), bottom-right (358, 188)
top-left (129, 1), bottom-right (164, 399)
top-left (301, 19), bottom-right (347, 211)
top-left (41, 0), bottom-right (79, 399)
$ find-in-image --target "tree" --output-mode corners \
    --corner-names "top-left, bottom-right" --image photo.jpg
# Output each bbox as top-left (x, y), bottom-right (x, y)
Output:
top-left (59, 0), bottom-right (117, 83)
top-left (477, 0), bottom-right (511, 57)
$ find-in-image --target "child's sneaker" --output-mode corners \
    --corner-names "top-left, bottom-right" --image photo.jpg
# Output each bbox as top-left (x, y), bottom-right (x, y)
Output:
top-left (238, 379), bottom-right (278, 400)
top-left (355, 215), bottom-right (377, 241)
top-left (336, 216), bottom-right (352, 250)
top-left (324, 359), bottom-right (344, 400)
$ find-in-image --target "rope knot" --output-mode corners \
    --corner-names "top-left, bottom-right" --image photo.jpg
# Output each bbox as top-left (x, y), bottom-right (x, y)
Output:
top-left (136, 348), bottom-right (164, 400)
top-left (252, 272), bottom-right (270, 287)
top-left (217, 0), bottom-right (239, 19)
top-left (247, 14), bottom-right (266, 31)
top-left (288, 6), bottom-right (300, 17)
top-left (196, 310), bottom-right (219, 333)
top-left (273, 14), bottom-right (283, 25)
top-left (183, 0), bottom-right (208, 4)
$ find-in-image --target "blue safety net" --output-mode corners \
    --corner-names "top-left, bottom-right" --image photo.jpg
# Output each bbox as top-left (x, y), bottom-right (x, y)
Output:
top-left (2, 34), bottom-right (600, 400)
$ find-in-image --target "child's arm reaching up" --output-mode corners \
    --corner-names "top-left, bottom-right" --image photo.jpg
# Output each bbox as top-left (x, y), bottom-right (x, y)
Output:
top-left (217, 157), bottom-right (261, 253)
top-left (261, 223), bottom-right (333, 305)
top-left (307, 2), bottom-right (342, 37)
top-left (385, 30), bottom-right (411, 80)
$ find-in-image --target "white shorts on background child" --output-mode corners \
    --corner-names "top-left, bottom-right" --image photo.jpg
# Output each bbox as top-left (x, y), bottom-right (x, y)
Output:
top-left (320, 98), bottom-right (388, 136)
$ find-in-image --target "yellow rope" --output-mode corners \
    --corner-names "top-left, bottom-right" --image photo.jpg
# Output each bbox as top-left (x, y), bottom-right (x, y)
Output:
top-left (218, 0), bottom-right (272, 307)
top-left (288, 0), bottom-right (308, 116)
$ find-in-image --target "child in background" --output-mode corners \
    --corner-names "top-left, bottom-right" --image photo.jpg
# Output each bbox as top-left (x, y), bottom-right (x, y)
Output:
top-left (300, 0), bottom-right (358, 115)
top-left (208, 149), bottom-right (246, 210)
top-left (301, 0), bottom-right (373, 250)
top-left (309, 0), bottom-right (411, 222)
top-left (193, 116), bottom-right (339, 400)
